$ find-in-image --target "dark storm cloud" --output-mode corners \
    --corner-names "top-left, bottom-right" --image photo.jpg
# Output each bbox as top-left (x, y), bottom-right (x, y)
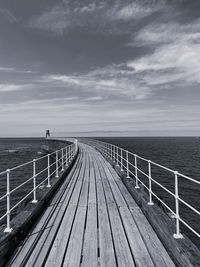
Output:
top-left (0, 0), bottom-right (199, 136)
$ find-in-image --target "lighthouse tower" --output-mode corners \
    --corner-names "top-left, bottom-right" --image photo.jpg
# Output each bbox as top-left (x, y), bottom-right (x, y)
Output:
top-left (45, 130), bottom-right (50, 139)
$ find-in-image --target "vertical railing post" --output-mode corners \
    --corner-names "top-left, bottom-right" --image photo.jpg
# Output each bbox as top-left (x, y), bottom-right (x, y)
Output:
top-left (69, 146), bottom-right (71, 162)
top-left (116, 146), bottom-right (119, 166)
top-left (56, 151), bottom-right (59, 178)
top-left (47, 154), bottom-right (51, 187)
top-left (71, 144), bottom-right (73, 159)
top-left (4, 169), bottom-right (13, 232)
top-left (113, 145), bottom-right (115, 162)
top-left (173, 171), bottom-right (183, 239)
top-left (111, 145), bottom-right (113, 161)
top-left (32, 159), bottom-right (38, 203)
top-left (126, 151), bottom-right (130, 178)
top-left (66, 146), bottom-right (68, 166)
top-left (148, 160), bottom-right (154, 205)
top-left (135, 155), bottom-right (139, 188)
top-left (120, 148), bottom-right (123, 171)
top-left (61, 148), bottom-right (64, 171)
top-left (70, 145), bottom-right (72, 159)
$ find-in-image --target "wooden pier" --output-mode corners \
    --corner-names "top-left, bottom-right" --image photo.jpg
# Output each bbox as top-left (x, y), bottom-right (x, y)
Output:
top-left (8, 143), bottom-right (176, 267)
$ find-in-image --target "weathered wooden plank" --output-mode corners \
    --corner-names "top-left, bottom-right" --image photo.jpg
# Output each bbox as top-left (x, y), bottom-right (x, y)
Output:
top-left (93, 158), bottom-right (116, 267)
top-left (63, 206), bottom-right (87, 267)
top-left (130, 207), bottom-right (175, 267)
top-left (69, 152), bottom-right (86, 205)
top-left (43, 152), bottom-right (87, 266)
top-left (45, 151), bottom-right (87, 266)
top-left (119, 207), bottom-right (154, 267)
top-left (81, 204), bottom-right (98, 267)
top-left (78, 154), bottom-right (90, 207)
top-left (102, 165), bottom-right (128, 208)
top-left (44, 204), bottom-right (77, 267)
top-left (88, 160), bottom-right (96, 205)
top-left (107, 206), bottom-right (135, 267)
top-left (95, 158), bottom-right (135, 266)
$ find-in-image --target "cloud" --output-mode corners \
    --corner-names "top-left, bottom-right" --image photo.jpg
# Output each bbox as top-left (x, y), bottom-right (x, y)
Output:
top-left (46, 68), bottom-right (151, 100)
top-left (28, 0), bottom-right (168, 35)
top-left (0, 66), bottom-right (35, 74)
top-left (0, 67), bottom-right (16, 72)
top-left (0, 8), bottom-right (18, 23)
top-left (0, 84), bottom-right (28, 92)
top-left (127, 19), bottom-right (200, 86)
top-left (85, 96), bottom-right (104, 101)
top-left (109, 0), bottom-right (166, 21)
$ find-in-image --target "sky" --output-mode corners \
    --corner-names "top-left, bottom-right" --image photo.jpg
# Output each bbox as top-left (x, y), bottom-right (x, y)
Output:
top-left (0, 0), bottom-right (200, 137)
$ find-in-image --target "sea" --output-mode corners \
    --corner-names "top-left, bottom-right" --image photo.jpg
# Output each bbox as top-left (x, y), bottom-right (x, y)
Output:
top-left (0, 137), bottom-right (199, 248)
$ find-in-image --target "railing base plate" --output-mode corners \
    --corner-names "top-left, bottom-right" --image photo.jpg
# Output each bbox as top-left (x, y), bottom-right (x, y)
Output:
top-left (4, 227), bottom-right (13, 233)
top-left (173, 233), bottom-right (184, 239)
top-left (32, 200), bottom-right (38, 204)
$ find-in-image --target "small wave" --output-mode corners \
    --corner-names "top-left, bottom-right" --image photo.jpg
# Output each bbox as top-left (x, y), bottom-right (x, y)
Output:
top-left (7, 150), bottom-right (19, 153)
top-left (0, 149), bottom-right (19, 154)
top-left (37, 151), bottom-right (45, 155)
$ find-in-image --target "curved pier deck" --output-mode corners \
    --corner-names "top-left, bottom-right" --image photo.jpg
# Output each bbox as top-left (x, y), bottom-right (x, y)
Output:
top-left (9, 143), bottom-right (175, 267)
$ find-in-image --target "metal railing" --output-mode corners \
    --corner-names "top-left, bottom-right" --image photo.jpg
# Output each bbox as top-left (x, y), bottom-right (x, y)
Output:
top-left (0, 140), bottom-right (78, 233)
top-left (82, 138), bottom-right (200, 240)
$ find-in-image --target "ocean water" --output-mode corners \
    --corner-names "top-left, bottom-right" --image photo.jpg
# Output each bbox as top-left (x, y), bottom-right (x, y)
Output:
top-left (0, 137), bottom-right (199, 248)
top-left (0, 138), bottom-right (46, 222)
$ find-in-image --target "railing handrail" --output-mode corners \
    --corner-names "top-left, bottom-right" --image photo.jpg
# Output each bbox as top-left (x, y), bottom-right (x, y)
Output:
top-left (0, 139), bottom-right (78, 233)
top-left (80, 138), bottom-right (200, 240)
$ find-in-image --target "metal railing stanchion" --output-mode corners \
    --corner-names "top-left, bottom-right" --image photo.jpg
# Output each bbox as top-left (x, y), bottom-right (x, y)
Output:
top-left (71, 145), bottom-right (73, 158)
top-left (55, 151), bottom-right (59, 178)
top-left (70, 146), bottom-right (72, 159)
top-left (113, 145), bottom-right (115, 162)
top-left (32, 159), bottom-right (38, 203)
top-left (116, 146), bottom-right (119, 166)
top-left (66, 146), bottom-right (68, 166)
top-left (61, 148), bottom-right (64, 171)
top-left (173, 171), bottom-right (183, 239)
top-left (120, 148), bottom-right (123, 171)
top-left (47, 154), bottom-right (51, 187)
top-left (126, 151), bottom-right (130, 178)
top-left (4, 169), bottom-right (12, 232)
top-left (134, 155), bottom-right (139, 188)
top-left (148, 160), bottom-right (154, 205)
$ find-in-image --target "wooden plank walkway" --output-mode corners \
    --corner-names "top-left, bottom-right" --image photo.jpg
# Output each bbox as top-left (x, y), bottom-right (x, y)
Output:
top-left (8, 143), bottom-right (175, 267)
